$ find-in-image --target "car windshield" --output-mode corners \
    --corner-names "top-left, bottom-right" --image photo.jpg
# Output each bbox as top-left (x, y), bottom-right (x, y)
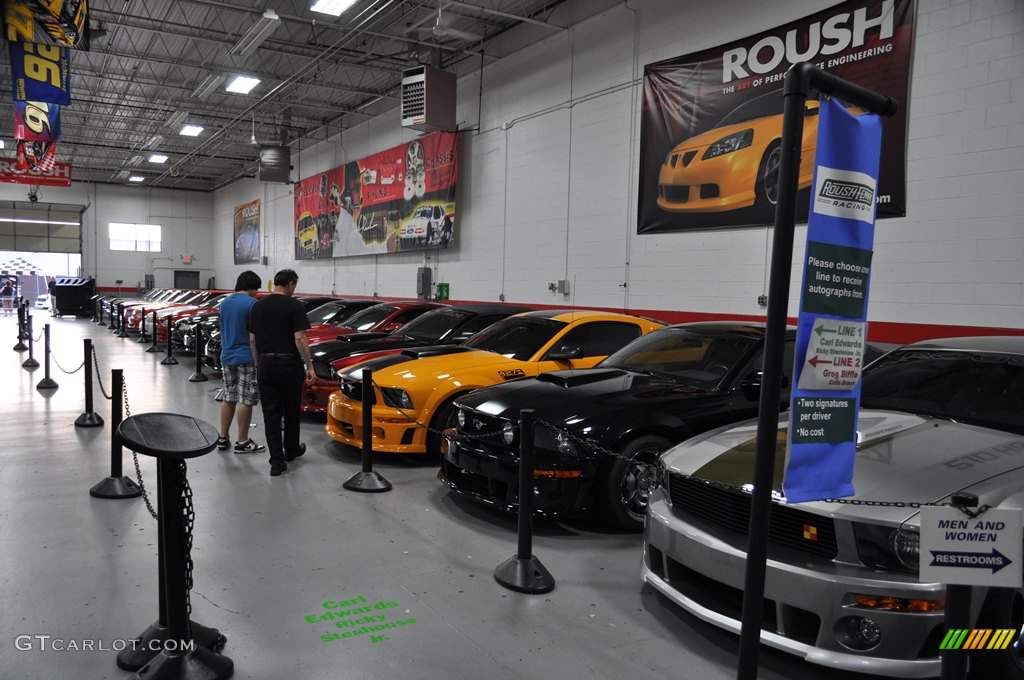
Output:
top-left (398, 309), bottom-right (473, 343)
top-left (601, 327), bottom-right (757, 388)
top-left (342, 305), bottom-right (397, 331)
top-left (464, 316), bottom-right (566, 361)
top-left (861, 349), bottom-right (1024, 435)
top-left (308, 302), bottom-right (348, 325)
top-left (200, 294), bottom-right (227, 308)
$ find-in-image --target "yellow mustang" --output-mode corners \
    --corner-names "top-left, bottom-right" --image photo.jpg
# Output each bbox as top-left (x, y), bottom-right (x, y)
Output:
top-left (326, 310), bottom-right (665, 455)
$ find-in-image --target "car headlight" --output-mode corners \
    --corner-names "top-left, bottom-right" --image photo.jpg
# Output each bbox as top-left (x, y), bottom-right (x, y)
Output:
top-left (553, 430), bottom-right (578, 457)
top-left (457, 409), bottom-right (466, 428)
top-left (853, 523), bottom-right (919, 572)
top-left (380, 388), bottom-right (413, 410)
top-left (313, 362), bottom-right (334, 380)
top-left (701, 128), bottom-right (753, 160)
top-left (502, 421), bottom-right (515, 445)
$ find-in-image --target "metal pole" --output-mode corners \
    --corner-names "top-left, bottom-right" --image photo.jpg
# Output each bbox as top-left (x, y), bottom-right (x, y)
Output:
top-left (342, 368), bottom-right (392, 492)
top-left (36, 324), bottom-right (58, 389)
top-left (22, 314), bottom-right (39, 368)
top-left (108, 302), bottom-right (119, 330)
top-left (188, 322), bottom-right (208, 382)
top-left (161, 317), bottom-right (178, 365)
top-left (75, 339), bottom-right (103, 427)
top-left (95, 298), bottom-right (104, 325)
top-left (88, 369), bottom-right (140, 498)
top-left (118, 306), bottom-right (130, 338)
top-left (13, 300), bottom-right (27, 351)
top-left (137, 308), bottom-right (150, 343)
top-left (147, 311), bottom-right (160, 353)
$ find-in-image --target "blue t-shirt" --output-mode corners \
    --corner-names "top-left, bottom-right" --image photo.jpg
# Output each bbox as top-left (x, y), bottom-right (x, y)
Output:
top-left (219, 292), bottom-right (258, 366)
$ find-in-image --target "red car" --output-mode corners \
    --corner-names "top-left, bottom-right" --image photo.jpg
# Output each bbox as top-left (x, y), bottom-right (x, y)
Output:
top-left (125, 290), bottom-right (221, 331)
top-left (305, 301), bottom-right (444, 345)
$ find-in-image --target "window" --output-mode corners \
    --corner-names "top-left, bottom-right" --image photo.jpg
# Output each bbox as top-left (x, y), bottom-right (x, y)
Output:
top-left (544, 321), bottom-right (642, 360)
top-left (109, 222), bottom-right (161, 252)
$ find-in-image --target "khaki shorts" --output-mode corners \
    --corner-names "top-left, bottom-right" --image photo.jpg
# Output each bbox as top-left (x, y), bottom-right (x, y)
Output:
top-left (222, 364), bottom-right (259, 406)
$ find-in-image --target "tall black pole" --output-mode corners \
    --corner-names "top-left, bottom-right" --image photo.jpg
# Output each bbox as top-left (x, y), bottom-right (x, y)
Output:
top-left (118, 306), bottom-right (130, 338)
top-left (146, 311), bottom-right (160, 353)
top-left (88, 369), bottom-right (141, 498)
top-left (137, 308), bottom-right (150, 343)
top-left (22, 314), bottom-right (39, 368)
top-left (75, 339), bottom-right (103, 427)
top-left (13, 301), bottom-right (27, 351)
top-left (342, 368), bottom-right (393, 492)
top-left (161, 317), bottom-right (178, 365)
top-left (36, 324), bottom-right (58, 389)
top-left (188, 322), bottom-right (208, 382)
top-left (108, 302), bottom-right (119, 331)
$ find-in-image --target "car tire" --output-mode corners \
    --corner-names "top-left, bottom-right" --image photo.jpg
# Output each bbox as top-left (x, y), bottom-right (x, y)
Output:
top-left (427, 397), bottom-right (463, 459)
top-left (972, 587), bottom-right (1024, 678)
top-left (598, 435), bottom-right (671, 532)
top-left (755, 140), bottom-right (782, 209)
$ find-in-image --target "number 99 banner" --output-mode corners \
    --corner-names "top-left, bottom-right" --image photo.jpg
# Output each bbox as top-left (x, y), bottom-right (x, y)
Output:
top-left (9, 41), bottom-right (71, 105)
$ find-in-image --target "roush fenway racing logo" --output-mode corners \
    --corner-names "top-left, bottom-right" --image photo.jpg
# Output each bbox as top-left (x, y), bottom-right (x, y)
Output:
top-left (0, 158), bottom-right (72, 186)
top-left (819, 179), bottom-right (875, 207)
top-left (813, 166), bottom-right (876, 223)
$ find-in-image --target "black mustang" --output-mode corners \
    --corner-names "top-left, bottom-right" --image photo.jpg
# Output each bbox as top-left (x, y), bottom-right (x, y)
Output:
top-left (443, 321), bottom-right (882, 531)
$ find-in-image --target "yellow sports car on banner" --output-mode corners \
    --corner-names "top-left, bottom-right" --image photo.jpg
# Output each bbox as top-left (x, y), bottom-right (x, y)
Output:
top-left (326, 310), bottom-right (665, 455)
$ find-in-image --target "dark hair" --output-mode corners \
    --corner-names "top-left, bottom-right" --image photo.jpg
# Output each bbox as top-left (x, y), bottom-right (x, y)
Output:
top-left (273, 269), bottom-right (298, 287)
top-left (235, 270), bottom-right (261, 291)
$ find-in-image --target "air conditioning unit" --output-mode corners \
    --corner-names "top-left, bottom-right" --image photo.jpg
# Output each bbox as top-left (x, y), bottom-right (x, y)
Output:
top-left (401, 65), bottom-right (456, 132)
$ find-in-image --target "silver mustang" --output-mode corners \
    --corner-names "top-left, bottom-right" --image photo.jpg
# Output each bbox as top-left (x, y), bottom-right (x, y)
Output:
top-left (643, 337), bottom-right (1024, 678)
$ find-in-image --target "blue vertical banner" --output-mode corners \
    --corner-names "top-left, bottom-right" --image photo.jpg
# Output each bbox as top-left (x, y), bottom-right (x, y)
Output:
top-left (10, 41), bottom-right (71, 105)
top-left (783, 97), bottom-right (883, 504)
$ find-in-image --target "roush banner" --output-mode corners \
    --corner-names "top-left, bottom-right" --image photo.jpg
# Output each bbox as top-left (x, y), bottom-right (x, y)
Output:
top-left (14, 100), bottom-right (61, 142)
top-left (4, 0), bottom-right (90, 49)
top-left (9, 40), bottom-right (71, 104)
top-left (0, 157), bottom-right (71, 186)
top-left (784, 96), bottom-right (882, 503)
top-left (233, 199), bottom-right (261, 265)
top-left (293, 131), bottom-right (458, 259)
top-left (638, 0), bottom-right (914, 233)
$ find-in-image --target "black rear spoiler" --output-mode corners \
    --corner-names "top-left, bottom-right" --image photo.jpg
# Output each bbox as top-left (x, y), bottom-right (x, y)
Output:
top-left (400, 345), bottom-right (472, 360)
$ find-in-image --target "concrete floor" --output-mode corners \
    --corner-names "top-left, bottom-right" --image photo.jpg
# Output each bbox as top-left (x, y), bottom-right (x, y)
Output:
top-left (0, 312), bottom-right (893, 680)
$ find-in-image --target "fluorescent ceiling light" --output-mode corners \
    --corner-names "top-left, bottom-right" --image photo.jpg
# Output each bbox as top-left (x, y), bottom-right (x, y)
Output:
top-left (190, 73), bottom-right (225, 99)
top-left (165, 110), bottom-right (188, 129)
top-left (148, 153), bottom-right (169, 163)
top-left (230, 9), bottom-right (280, 57)
top-left (225, 75), bottom-right (261, 94)
top-left (179, 125), bottom-right (204, 137)
top-left (128, 176), bottom-right (145, 183)
top-left (141, 134), bottom-right (164, 150)
top-left (0, 217), bottom-right (80, 226)
top-left (0, 139), bottom-right (5, 149)
top-left (128, 154), bottom-right (143, 165)
top-left (115, 170), bottom-right (130, 180)
top-left (311, 0), bottom-right (358, 17)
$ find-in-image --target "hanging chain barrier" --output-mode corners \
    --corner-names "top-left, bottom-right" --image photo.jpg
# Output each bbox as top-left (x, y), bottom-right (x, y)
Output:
top-left (177, 460), bottom-right (196, 618)
top-left (92, 346), bottom-right (112, 400)
top-left (50, 337), bottom-right (86, 374)
top-left (121, 379), bottom-right (158, 521)
top-left (366, 377), bottom-right (991, 518)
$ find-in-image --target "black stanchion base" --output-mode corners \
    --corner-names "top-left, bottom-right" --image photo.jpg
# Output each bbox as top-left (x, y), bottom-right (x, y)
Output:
top-left (138, 334), bottom-right (150, 344)
top-left (36, 377), bottom-right (59, 390)
top-left (494, 554), bottom-right (555, 594)
top-left (116, 620), bottom-right (227, 672)
top-left (130, 646), bottom-right (233, 680)
top-left (342, 470), bottom-right (393, 492)
top-left (89, 476), bottom-right (142, 499)
top-left (75, 411), bottom-right (105, 427)
top-left (22, 358), bottom-right (40, 369)
top-left (146, 344), bottom-right (161, 353)
top-left (188, 372), bottom-right (209, 383)
top-left (13, 341), bottom-right (27, 352)
top-left (161, 356), bottom-right (179, 366)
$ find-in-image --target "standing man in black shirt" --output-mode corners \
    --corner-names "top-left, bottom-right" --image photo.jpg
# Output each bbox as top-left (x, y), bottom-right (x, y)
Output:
top-left (247, 269), bottom-right (316, 476)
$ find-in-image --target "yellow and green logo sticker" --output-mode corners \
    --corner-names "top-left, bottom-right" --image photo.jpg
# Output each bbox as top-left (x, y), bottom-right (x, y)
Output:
top-left (940, 628), bottom-right (1020, 650)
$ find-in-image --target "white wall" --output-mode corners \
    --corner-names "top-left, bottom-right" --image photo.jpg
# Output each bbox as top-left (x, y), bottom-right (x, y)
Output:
top-left (211, 0), bottom-right (1024, 334)
top-left (0, 182), bottom-right (214, 290)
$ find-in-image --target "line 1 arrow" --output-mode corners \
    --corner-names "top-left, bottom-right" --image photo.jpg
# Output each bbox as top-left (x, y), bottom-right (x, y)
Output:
top-left (929, 548), bottom-right (1012, 574)
top-left (814, 325), bottom-right (837, 338)
top-left (808, 356), bottom-right (833, 368)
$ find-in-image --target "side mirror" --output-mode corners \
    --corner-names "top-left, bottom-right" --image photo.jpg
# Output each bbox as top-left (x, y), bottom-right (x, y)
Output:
top-left (450, 331), bottom-right (474, 344)
top-left (738, 370), bottom-right (762, 401)
top-left (380, 321), bottom-right (402, 333)
top-left (548, 346), bottom-right (584, 361)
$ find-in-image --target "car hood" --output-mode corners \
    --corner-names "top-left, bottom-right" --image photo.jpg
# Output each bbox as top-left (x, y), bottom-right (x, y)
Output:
top-left (346, 348), bottom-right (536, 387)
top-left (311, 334), bottom-right (424, 363)
top-left (667, 116), bottom-right (777, 155)
top-left (457, 368), bottom-right (709, 423)
top-left (663, 410), bottom-right (1024, 522)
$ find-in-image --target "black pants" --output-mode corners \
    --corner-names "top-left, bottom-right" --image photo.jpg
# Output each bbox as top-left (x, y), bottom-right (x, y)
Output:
top-left (258, 357), bottom-right (304, 465)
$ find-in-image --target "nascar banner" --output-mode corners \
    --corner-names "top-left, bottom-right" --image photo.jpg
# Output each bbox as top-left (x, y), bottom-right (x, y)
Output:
top-left (0, 156), bottom-right (71, 186)
top-left (14, 100), bottom-right (61, 142)
top-left (783, 96), bottom-right (882, 503)
top-left (638, 0), bottom-right (913, 233)
top-left (233, 199), bottom-right (261, 265)
top-left (292, 131), bottom-right (458, 259)
top-left (10, 40), bottom-right (71, 104)
top-left (4, 0), bottom-right (90, 50)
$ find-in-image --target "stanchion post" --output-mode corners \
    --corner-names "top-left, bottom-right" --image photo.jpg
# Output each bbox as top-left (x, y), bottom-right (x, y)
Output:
top-left (75, 339), bottom-right (103, 427)
top-left (118, 305), bottom-right (130, 338)
top-left (88, 369), bottom-right (141, 498)
top-left (18, 300), bottom-right (28, 340)
top-left (13, 300), bottom-right (27, 351)
top-left (146, 311), bottom-right (160, 353)
top-left (160, 317), bottom-right (178, 365)
top-left (940, 492), bottom-right (978, 680)
top-left (21, 313), bottom-right (39, 368)
top-left (188, 322), bottom-right (208, 382)
top-left (342, 368), bottom-right (392, 492)
top-left (108, 302), bottom-right (119, 330)
top-left (494, 409), bottom-right (554, 594)
top-left (95, 298), bottom-right (105, 325)
top-left (137, 308), bottom-right (149, 343)
top-left (36, 323), bottom-right (58, 389)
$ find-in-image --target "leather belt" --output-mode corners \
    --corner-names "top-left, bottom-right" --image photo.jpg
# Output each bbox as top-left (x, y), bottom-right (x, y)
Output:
top-left (261, 353), bottom-right (298, 358)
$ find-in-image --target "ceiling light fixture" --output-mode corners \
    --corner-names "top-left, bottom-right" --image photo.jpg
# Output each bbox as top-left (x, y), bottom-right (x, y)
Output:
top-left (128, 176), bottom-right (145, 183)
top-left (179, 124), bottom-right (204, 137)
top-left (190, 73), bottom-right (225, 99)
top-left (0, 217), bottom-right (80, 226)
top-left (148, 154), bottom-right (169, 163)
top-left (165, 110), bottom-right (188, 129)
top-left (115, 170), bottom-right (130, 180)
top-left (229, 9), bottom-right (280, 57)
top-left (128, 154), bottom-right (143, 166)
top-left (310, 0), bottom-right (358, 17)
top-left (225, 75), bottom-right (261, 95)
top-left (0, 139), bottom-right (5, 149)
top-left (141, 134), bottom-right (164, 150)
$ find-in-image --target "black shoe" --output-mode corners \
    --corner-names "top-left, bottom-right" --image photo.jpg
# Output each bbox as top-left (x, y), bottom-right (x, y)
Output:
top-left (215, 436), bottom-right (230, 450)
top-left (270, 462), bottom-right (288, 477)
top-left (284, 443), bottom-right (306, 462)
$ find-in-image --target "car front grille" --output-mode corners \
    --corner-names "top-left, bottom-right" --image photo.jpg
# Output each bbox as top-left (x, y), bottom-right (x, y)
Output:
top-left (455, 410), bottom-right (512, 456)
top-left (668, 473), bottom-right (838, 561)
top-left (340, 379), bottom-right (376, 405)
top-left (661, 185), bottom-right (689, 203)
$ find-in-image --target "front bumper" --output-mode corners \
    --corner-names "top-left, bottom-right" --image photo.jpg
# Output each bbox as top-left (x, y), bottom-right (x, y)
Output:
top-left (325, 393), bottom-right (430, 454)
top-left (302, 382), bottom-right (335, 414)
top-left (439, 438), bottom-right (593, 516)
top-left (643, 492), bottom-right (944, 678)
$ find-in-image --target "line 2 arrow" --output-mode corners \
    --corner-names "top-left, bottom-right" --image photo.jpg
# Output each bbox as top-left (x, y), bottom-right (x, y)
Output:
top-left (814, 324), bottom-right (837, 337)
top-left (929, 548), bottom-right (1012, 573)
top-left (808, 356), bottom-right (833, 368)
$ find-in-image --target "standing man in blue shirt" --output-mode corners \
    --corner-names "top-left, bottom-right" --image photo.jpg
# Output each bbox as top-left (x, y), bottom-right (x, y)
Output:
top-left (217, 271), bottom-right (265, 453)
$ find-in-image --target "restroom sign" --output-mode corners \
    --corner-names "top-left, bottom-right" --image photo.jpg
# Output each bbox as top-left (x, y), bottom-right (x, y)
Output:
top-left (797, 318), bottom-right (866, 391)
top-left (920, 507), bottom-right (1023, 587)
